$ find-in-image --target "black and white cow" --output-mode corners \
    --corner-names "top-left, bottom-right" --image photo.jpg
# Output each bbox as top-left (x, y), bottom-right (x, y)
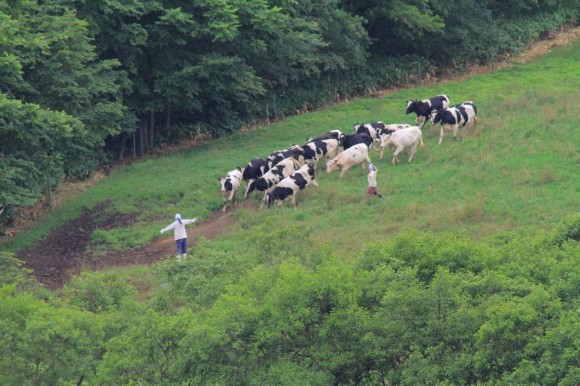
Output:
top-left (266, 164), bottom-right (319, 208)
top-left (405, 94), bottom-right (451, 126)
top-left (242, 157), bottom-right (269, 199)
top-left (268, 145), bottom-right (305, 168)
top-left (353, 122), bottom-right (386, 148)
top-left (218, 167), bottom-right (243, 212)
top-left (301, 138), bottom-right (340, 169)
top-left (339, 133), bottom-right (373, 150)
top-left (307, 129), bottom-right (344, 143)
top-left (433, 101), bottom-right (478, 144)
top-left (254, 158), bottom-right (299, 208)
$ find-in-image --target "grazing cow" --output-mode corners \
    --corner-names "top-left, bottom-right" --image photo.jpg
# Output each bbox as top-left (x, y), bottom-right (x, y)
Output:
top-left (326, 143), bottom-right (372, 178)
top-left (254, 158), bottom-right (299, 207)
top-left (340, 133), bottom-right (373, 150)
top-left (433, 101), bottom-right (478, 144)
top-left (406, 95), bottom-right (451, 126)
top-left (307, 129), bottom-right (344, 143)
top-left (218, 168), bottom-right (243, 212)
top-left (379, 126), bottom-right (424, 164)
top-left (242, 157), bottom-right (269, 199)
top-left (266, 164), bottom-right (319, 208)
top-left (301, 138), bottom-right (340, 169)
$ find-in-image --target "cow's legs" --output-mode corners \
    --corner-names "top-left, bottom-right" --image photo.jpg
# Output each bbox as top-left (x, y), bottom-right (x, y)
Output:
top-left (258, 191), bottom-right (270, 209)
top-left (408, 142), bottom-right (419, 162)
top-left (339, 165), bottom-right (350, 178)
top-left (392, 145), bottom-right (404, 164)
top-left (379, 146), bottom-right (386, 160)
top-left (243, 180), bottom-right (253, 199)
top-left (452, 124), bottom-right (459, 141)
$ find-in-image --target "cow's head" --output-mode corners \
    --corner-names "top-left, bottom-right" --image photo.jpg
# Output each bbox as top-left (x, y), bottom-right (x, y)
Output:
top-left (219, 177), bottom-right (232, 194)
top-left (326, 159), bottom-right (339, 173)
top-left (330, 129), bottom-right (344, 142)
top-left (432, 110), bottom-right (444, 125)
top-left (405, 100), bottom-right (417, 114)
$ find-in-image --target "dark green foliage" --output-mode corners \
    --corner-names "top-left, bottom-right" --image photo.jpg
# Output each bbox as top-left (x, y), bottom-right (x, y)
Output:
top-left (0, 217), bottom-right (578, 384)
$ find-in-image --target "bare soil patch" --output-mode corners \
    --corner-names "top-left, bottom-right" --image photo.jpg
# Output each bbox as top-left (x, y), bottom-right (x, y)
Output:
top-left (5, 25), bottom-right (580, 289)
top-left (15, 205), bottom-right (237, 289)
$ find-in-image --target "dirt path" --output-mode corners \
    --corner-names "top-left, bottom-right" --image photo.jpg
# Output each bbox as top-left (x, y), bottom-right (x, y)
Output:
top-left (15, 207), bottom-right (237, 289)
top-left (6, 25), bottom-right (580, 290)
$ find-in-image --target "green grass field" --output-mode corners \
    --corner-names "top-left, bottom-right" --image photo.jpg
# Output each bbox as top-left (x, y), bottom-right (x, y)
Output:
top-left (5, 40), bottom-right (579, 261)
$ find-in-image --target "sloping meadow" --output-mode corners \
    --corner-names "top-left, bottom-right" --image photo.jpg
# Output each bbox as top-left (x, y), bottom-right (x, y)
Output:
top-left (5, 40), bottom-right (579, 258)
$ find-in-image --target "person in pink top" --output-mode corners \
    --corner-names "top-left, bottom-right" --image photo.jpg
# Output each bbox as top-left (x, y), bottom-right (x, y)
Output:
top-left (367, 164), bottom-right (385, 199)
top-left (160, 214), bottom-right (198, 261)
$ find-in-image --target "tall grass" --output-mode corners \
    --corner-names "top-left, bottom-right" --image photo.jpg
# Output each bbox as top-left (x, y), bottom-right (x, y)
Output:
top-left (4, 40), bottom-right (579, 260)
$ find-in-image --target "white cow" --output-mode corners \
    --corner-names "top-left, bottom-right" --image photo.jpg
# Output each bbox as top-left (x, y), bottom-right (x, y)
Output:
top-left (326, 144), bottom-right (371, 178)
top-left (219, 168), bottom-right (243, 212)
top-left (379, 126), bottom-right (424, 164)
top-left (266, 164), bottom-right (319, 208)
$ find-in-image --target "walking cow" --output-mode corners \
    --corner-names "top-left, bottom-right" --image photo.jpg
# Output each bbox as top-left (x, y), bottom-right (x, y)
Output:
top-left (379, 126), bottom-right (424, 164)
top-left (219, 167), bottom-right (243, 212)
top-left (406, 94), bottom-right (451, 127)
top-left (266, 164), bottom-right (319, 208)
top-left (326, 144), bottom-right (372, 178)
top-left (433, 101), bottom-right (478, 144)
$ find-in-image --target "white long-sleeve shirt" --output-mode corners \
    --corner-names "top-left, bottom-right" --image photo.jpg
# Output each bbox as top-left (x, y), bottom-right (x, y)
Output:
top-left (160, 219), bottom-right (197, 240)
top-left (368, 170), bottom-right (377, 188)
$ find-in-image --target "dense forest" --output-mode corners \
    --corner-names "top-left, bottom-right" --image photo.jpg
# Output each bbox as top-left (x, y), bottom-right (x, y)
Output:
top-left (1, 0), bottom-right (578, 224)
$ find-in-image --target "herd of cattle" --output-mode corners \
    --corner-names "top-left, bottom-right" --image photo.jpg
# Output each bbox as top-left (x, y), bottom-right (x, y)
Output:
top-left (219, 94), bottom-right (478, 210)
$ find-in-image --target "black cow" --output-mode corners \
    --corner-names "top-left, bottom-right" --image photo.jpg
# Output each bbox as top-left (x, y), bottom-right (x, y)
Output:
top-left (306, 129), bottom-right (344, 143)
top-left (353, 122), bottom-right (386, 142)
top-left (340, 133), bottom-right (373, 150)
top-left (405, 94), bottom-right (451, 126)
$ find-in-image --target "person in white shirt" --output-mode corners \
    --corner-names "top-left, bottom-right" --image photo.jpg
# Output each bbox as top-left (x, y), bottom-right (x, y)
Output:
top-left (367, 164), bottom-right (385, 199)
top-left (160, 214), bottom-right (198, 261)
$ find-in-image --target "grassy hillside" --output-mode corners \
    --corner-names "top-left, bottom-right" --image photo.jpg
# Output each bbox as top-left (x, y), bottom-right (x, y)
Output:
top-left (4, 40), bottom-right (579, 259)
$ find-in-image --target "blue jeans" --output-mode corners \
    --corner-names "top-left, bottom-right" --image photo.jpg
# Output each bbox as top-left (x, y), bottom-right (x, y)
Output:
top-left (176, 238), bottom-right (187, 254)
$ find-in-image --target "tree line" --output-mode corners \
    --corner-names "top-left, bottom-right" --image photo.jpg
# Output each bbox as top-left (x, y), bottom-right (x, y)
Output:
top-left (0, 0), bottom-right (577, 226)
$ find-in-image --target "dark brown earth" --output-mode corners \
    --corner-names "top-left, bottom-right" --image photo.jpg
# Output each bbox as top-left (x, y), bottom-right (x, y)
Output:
top-left (14, 204), bottom-right (237, 290)
top-left (4, 25), bottom-right (580, 290)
